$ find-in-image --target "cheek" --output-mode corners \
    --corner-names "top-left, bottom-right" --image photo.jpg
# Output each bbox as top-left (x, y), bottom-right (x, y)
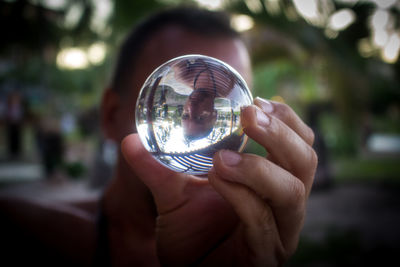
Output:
top-left (116, 105), bottom-right (136, 141)
top-left (182, 120), bottom-right (198, 135)
top-left (124, 93), bottom-right (140, 134)
top-left (127, 106), bottom-right (136, 133)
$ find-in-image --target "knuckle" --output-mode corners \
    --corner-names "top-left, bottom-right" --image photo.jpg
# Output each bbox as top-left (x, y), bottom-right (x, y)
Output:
top-left (309, 147), bottom-right (318, 170)
top-left (251, 155), bottom-right (264, 168)
top-left (288, 178), bottom-right (306, 205)
top-left (272, 117), bottom-right (288, 141)
top-left (306, 125), bottom-right (315, 145)
top-left (274, 102), bottom-right (291, 120)
top-left (257, 204), bottom-right (274, 228)
top-left (283, 238), bottom-right (300, 261)
top-left (245, 154), bottom-right (269, 172)
top-left (297, 146), bottom-right (318, 176)
top-left (274, 102), bottom-right (316, 147)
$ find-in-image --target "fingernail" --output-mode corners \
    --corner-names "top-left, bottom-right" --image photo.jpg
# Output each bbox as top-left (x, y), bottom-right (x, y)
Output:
top-left (256, 107), bottom-right (271, 127)
top-left (255, 97), bottom-right (274, 113)
top-left (219, 150), bottom-right (241, 166)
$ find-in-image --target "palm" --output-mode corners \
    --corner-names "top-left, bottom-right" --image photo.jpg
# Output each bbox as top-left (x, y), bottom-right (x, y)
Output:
top-left (120, 134), bottom-right (246, 264)
top-left (154, 176), bottom-right (239, 265)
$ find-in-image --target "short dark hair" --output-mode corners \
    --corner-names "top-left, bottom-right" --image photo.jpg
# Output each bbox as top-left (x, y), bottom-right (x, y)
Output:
top-left (111, 6), bottom-right (240, 94)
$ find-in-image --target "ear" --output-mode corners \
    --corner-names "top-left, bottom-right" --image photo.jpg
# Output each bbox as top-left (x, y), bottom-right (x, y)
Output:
top-left (101, 88), bottom-right (121, 141)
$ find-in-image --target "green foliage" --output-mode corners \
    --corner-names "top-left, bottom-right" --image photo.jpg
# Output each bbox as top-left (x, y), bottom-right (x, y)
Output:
top-left (319, 113), bottom-right (359, 156)
top-left (252, 60), bottom-right (298, 99)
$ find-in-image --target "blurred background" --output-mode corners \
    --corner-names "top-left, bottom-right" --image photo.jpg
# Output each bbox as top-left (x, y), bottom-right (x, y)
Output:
top-left (0, 0), bottom-right (399, 265)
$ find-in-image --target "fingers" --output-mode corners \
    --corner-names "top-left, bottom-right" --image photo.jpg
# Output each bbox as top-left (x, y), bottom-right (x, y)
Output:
top-left (241, 105), bottom-right (317, 194)
top-left (210, 99), bottom-right (316, 257)
top-left (254, 97), bottom-right (314, 146)
top-left (121, 134), bottom-right (190, 214)
top-left (208, 166), bottom-right (285, 266)
top-left (209, 151), bottom-right (303, 259)
top-left (213, 151), bottom-right (306, 209)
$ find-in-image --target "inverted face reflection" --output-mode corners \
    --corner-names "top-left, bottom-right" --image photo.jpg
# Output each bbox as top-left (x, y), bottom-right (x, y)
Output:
top-left (181, 89), bottom-right (217, 140)
top-left (177, 58), bottom-right (220, 140)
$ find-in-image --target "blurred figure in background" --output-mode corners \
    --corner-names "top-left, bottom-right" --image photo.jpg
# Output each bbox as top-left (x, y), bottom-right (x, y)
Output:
top-left (6, 91), bottom-right (25, 159)
top-left (36, 116), bottom-right (65, 179)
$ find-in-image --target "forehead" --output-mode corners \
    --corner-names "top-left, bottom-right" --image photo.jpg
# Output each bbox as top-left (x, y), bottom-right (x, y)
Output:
top-left (127, 25), bottom-right (251, 100)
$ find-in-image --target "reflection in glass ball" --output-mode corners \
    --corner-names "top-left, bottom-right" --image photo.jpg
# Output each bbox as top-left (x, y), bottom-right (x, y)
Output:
top-left (135, 54), bottom-right (253, 175)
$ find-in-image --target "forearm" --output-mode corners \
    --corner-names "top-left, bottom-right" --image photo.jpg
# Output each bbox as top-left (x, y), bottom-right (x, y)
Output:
top-left (0, 196), bottom-right (96, 265)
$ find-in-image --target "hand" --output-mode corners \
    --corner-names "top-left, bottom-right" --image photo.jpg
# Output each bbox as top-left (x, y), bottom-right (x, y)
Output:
top-left (120, 97), bottom-right (317, 266)
top-left (208, 97), bottom-right (317, 266)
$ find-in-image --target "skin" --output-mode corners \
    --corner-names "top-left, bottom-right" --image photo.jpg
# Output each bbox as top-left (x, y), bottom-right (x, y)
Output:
top-left (181, 90), bottom-right (217, 140)
top-left (101, 24), bottom-right (317, 266)
top-left (177, 58), bottom-right (224, 139)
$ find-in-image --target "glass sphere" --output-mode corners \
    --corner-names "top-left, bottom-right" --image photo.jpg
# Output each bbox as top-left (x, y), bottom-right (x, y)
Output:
top-left (135, 54), bottom-right (253, 175)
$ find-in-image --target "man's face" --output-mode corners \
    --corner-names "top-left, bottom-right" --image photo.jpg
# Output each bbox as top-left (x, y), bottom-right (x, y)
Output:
top-left (110, 25), bottom-right (252, 142)
top-left (182, 90), bottom-right (217, 140)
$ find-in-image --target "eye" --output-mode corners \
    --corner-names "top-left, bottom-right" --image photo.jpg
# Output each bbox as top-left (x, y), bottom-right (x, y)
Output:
top-left (195, 111), bottom-right (212, 123)
top-left (196, 116), bottom-right (205, 122)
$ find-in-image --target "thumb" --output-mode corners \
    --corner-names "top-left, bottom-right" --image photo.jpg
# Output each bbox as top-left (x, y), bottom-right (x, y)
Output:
top-left (121, 134), bottom-right (189, 213)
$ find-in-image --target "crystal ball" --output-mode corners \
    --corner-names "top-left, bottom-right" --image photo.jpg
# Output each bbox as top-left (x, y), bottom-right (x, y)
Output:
top-left (135, 54), bottom-right (253, 175)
